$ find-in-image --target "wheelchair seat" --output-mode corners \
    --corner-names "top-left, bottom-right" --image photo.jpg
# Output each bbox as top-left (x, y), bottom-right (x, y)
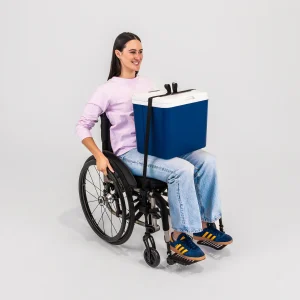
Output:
top-left (134, 176), bottom-right (167, 190)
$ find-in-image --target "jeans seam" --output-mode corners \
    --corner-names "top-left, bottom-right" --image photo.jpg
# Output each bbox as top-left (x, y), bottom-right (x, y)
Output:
top-left (175, 177), bottom-right (186, 226)
top-left (194, 168), bottom-right (205, 217)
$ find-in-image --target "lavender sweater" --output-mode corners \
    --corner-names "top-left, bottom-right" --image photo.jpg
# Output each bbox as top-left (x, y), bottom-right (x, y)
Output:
top-left (76, 75), bottom-right (156, 156)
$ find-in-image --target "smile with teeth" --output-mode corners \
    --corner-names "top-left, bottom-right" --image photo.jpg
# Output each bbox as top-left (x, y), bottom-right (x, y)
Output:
top-left (132, 61), bottom-right (140, 65)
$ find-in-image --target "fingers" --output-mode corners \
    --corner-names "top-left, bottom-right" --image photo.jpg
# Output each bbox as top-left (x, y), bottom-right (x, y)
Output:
top-left (96, 166), bottom-right (107, 176)
top-left (107, 161), bottom-right (114, 173)
top-left (95, 157), bottom-right (114, 177)
top-left (99, 169), bottom-right (106, 176)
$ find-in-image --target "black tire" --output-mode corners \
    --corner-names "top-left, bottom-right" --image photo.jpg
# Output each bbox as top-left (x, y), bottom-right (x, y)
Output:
top-left (143, 248), bottom-right (160, 268)
top-left (79, 157), bottom-right (135, 245)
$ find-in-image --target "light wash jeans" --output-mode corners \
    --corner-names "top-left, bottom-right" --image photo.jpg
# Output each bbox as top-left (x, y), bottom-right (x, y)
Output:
top-left (118, 147), bottom-right (222, 233)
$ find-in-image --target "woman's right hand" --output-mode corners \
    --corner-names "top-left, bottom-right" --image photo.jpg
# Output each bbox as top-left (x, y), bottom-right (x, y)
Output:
top-left (96, 155), bottom-right (114, 176)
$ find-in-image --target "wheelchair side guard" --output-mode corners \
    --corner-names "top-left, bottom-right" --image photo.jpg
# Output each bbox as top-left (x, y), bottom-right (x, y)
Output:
top-left (84, 151), bottom-right (137, 188)
top-left (84, 155), bottom-right (95, 165)
top-left (103, 150), bottom-right (137, 188)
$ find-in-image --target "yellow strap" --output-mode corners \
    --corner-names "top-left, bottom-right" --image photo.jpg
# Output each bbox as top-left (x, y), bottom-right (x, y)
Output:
top-left (175, 244), bottom-right (182, 250)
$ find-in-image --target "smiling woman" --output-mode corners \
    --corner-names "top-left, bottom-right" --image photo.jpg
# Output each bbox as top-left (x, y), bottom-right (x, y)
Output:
top-left (107, 32), bottom-right (143, 80)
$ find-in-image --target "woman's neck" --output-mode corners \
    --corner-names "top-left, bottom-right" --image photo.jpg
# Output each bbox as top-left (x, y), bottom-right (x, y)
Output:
top-left (119, 69), bottom-right (136, 79)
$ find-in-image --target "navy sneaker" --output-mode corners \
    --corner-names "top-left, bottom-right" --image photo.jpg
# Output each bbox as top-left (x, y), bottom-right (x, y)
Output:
top-left (170, 232), bottom-right (206, 261)
top-left (193, 225), bottom-right (233, 245)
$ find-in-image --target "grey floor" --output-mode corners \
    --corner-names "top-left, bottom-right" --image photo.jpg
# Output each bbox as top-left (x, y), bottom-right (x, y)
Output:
top-left (1, 147), bottom-right (299, 300)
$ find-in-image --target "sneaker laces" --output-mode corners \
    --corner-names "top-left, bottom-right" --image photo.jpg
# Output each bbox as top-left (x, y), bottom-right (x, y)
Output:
top-left (181, 234), bottom-right (198, 250)
top-left (207, 226), bottom-right (224, 237)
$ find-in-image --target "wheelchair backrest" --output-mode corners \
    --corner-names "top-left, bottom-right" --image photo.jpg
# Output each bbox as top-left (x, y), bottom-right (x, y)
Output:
top-left (100, 113), bottom-right (113, 153)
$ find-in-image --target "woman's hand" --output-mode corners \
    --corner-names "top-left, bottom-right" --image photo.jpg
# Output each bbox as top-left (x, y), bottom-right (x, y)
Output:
top-left (96, 155), bottom-right (114, 176)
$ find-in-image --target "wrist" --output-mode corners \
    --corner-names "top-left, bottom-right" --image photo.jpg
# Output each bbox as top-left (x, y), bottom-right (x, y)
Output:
top-left (95, 152), bottom-right (105, 160)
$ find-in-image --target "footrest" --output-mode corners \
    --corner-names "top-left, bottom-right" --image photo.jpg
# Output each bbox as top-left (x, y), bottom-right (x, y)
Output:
top-left (197, 240), bottom-right (226, 250)
top-left (167, 253), bottom-right (198, 266)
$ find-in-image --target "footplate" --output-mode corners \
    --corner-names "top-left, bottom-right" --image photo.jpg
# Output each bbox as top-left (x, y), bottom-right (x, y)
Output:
top-left (166, 253), bottom-right (198, 266)
top-left (197, 240), bottom-right (226, 250)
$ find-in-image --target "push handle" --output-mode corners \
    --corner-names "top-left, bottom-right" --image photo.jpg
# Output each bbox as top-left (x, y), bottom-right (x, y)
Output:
top-left (172, 82), bottom-right (178, 93)
top-left (164, 84), bottom-right (172, 94)
top-left (164, 82), bottom-right (178, 94)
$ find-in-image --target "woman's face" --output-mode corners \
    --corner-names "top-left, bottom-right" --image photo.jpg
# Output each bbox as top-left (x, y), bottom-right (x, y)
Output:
top-left (116, 39), bottom-right (143, 73)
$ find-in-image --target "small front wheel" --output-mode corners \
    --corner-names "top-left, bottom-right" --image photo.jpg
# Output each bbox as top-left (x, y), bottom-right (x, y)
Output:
top-left (166, 256), bottom-right (176, 265)
top-left (144, 248), bottom-right (160, 268)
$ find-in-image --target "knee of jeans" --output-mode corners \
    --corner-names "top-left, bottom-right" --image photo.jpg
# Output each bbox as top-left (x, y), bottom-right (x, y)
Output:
top-left (167, 161), bottom-right (194, 184)
top-left (203, 152), bottom-right (216, 168)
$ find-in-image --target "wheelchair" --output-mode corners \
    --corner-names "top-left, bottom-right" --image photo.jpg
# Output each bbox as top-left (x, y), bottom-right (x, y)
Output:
top-left (78, 83), bottom-right (227, 268)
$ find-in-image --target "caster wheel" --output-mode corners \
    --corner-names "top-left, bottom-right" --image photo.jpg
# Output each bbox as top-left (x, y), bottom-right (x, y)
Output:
top-left (144, 248), bottom-right (160, 268)
top-left (167, 256), bottom-right (176, 265)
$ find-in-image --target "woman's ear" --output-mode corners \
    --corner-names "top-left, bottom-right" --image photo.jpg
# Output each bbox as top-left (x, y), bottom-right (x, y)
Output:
top-left (115, 49), bottom-right (121, 59)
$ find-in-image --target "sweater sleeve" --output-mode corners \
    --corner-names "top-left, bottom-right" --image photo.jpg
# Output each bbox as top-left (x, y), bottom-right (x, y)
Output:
top-left (75, 85), bottom-right (110, 141)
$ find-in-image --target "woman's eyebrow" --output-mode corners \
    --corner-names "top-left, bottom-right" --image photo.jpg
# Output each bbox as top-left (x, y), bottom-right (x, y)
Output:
top-left (129, 49), bottom-right (143, 51)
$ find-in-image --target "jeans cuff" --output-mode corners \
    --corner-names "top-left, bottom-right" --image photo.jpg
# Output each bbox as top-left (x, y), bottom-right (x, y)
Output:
top-left (172, 226), bottom-right (203, 234)
top-left (201, 213), bottom-right (222, 223)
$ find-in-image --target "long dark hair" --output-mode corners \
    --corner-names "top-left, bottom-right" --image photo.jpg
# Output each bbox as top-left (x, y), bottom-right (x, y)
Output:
top-left (107, 32), bottom-right (141, 80)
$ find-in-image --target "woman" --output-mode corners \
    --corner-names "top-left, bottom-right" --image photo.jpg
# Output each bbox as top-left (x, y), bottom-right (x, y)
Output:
top-left (76, 32), bottom-right (233, 261)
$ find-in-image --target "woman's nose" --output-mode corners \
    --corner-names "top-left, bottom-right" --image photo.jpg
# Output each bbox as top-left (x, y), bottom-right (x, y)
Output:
top-left (134, 53), bottom-right (142, 61)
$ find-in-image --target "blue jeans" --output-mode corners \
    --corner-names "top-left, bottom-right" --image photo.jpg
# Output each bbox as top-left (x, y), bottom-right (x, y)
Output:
top-left (118, 148), bottom-right (222, 233)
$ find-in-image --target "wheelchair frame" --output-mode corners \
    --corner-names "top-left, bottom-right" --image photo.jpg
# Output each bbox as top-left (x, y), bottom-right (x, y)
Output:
top-left (79, 83), bottom-right (226, 268)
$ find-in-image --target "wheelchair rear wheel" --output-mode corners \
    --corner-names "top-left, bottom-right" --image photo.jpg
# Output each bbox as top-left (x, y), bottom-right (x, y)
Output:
top-left (79, 157), bottom-right (135, 245)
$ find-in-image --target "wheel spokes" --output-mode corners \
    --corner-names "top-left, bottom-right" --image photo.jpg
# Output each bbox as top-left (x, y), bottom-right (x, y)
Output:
top-left (84, 164), bottom-right (127, 239)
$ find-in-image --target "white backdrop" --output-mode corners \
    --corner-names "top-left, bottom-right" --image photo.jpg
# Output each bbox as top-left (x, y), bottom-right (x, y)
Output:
top-left (1, 1), bottom-right (299, 299)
